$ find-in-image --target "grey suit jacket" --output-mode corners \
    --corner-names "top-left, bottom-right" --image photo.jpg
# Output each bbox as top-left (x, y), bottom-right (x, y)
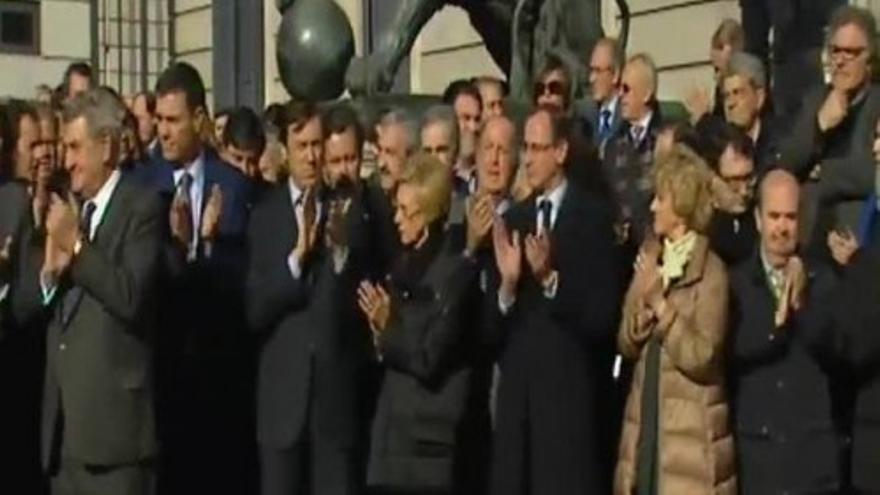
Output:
top-left (779, 84), bottom-right (880, 247)
top-left (36, 176), bottom-right (162, 468)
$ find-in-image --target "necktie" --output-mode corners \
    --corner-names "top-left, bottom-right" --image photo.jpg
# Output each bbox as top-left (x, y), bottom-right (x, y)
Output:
top-left (538, 199), bottom-right (553, 234)
top-left (80, 201), bottom-right (96, 242)
top-left (600, 109), bottom-right (612, 138)
top-left (177, 172), bottom-right (196, 239)
top-left (630, 124), bottom-right (644, 145)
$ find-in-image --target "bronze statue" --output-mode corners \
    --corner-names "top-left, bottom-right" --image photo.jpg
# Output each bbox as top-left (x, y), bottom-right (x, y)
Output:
top-left (276, 0), bottom-right (629, 101)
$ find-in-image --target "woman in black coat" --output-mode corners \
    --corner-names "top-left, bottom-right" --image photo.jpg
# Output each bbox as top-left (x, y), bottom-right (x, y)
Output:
top-left (357, 153), bottom-right (485, 495)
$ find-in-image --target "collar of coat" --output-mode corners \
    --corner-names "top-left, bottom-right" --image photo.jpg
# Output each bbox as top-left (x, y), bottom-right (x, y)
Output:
top-left (644, 233), bottom-right (711, 289)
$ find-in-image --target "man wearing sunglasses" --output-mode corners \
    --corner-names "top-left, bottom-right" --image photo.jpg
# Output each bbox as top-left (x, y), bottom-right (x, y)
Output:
top-left (602, 53), bottom-right (662, 253)
top-left (532, 55), bottom-right (572, 116)
top-left (779, 5), bottom-right (880, 259)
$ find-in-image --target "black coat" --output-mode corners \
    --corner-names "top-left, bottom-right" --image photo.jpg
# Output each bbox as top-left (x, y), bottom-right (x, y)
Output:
top-left (245, 183), bottom-right (374, 450)
top-left (0, 180), bottom-right (46, 493)
top-left (367, 231), bottom-right (485, 492)
top-left (485, 184), bottom-right (621, 495)
top-left (708, 208), bottom-right (758, 267)
top-left (729, 253), bottom-right (844, 494)
top-left (835, 223), bottom-right (880, 492)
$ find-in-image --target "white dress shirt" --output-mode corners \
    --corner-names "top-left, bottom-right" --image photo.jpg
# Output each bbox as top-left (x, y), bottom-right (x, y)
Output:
top-left (498, 180), bottom-right (566, 313)
top-left (172, 151), bottom-right (205, 256)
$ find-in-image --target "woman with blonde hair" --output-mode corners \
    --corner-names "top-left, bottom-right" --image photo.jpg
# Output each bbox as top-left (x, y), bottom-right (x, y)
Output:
top-left (615, 145), bottom-right (736, 495)
top-left (357, 153), bottom-right (487, 494)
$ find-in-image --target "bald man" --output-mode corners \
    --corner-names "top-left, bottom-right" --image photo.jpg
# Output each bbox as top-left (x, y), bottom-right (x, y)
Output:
top-left (602, 54), bottom-right (663, 258)
top-left (728, 170), bottom-right (845, 494)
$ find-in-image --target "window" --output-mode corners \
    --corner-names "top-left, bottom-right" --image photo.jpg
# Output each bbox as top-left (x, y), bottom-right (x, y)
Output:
top-left (96, 0), bottom-right (171, 95)
top-left (0, 1), bottom-right (39, 55)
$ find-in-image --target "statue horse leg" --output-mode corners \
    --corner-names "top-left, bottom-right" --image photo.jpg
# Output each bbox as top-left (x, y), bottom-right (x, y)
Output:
top-left (348, 0), bottom-right (447, 94)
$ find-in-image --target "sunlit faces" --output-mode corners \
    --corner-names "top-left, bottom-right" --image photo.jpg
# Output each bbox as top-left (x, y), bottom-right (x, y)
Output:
top-left (589, 43), bottom-right (618, 104)
top-left (619, 61), bottom-right (653, 123)
top-left (756, 173), bottom-right (800, 264)
top-left (226, 144), bottom-right (262, 179)
top-left (650, 188), bottom-right (686, 238)
top-left (522, 111), bottom-right (567, 194)
top-left (286, 116), bottom-right (324, 190)
top-left (394, 183), bottom-right (427, 247)
top-left (534, 69), bottom-right (568, 113)
top-left (156, 91), bottom-right (204, 164)
top-left (723, 74), bottom-right (764, 131)
top-left (376, 123), bottom-right (411, 193)
top-left (324, 127), bottom-right (361, 186)
top-left (62, 116), bottom-right (115, 199)
top-left (477, 81), bottom-right (504, 119)
top-left (718, 144), bottom-right (756, 204)
top-left (420, 121), bottom-right (456, 169)
top-left (67, 72), bottom-right (91, 100)
top-left (828, 23), bottom-right (872, 94)
top-left (476, 117), bottom-right (516, 197)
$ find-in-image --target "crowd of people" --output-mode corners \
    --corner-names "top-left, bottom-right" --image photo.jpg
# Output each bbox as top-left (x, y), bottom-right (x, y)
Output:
top-left (1, 3), bottom-right (880, 495)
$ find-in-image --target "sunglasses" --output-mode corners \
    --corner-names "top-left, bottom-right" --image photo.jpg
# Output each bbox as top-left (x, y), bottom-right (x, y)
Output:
top-left (534, 80), bottom-right (565, 97)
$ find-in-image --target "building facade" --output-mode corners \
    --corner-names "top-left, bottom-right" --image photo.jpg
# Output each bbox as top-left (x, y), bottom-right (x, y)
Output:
top-left (1, 0), bottom-right (875, 108)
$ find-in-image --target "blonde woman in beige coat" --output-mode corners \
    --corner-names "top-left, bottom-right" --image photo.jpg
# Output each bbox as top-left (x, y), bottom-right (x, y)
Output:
top-left (615, 145), bottom-right (737, 495)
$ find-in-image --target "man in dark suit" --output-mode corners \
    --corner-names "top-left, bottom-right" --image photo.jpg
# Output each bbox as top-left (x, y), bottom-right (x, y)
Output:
top-left (779, 6), bottom-right (880, 256)
top-left (246, 100), bottom-right (371, 495)
top-left (576, 37), bottom-right (624, 157)
top-left (487, 108), bottom-right (620, 494)
top-left (709, 125), bottom-right (759, 266)
top-left (729, 170), bottom-right (844, 494)
top-left (138, 62), bottom-right (256, 494)
top-left (602, 53), bottom-right (663, 253)
top-left (33, 88), bottom-right (161, 495)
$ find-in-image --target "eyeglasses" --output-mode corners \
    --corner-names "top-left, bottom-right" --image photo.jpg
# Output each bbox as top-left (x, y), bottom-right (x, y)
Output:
top-left (830, 44), bottom-right (868, 61)
top-left (534, 80), bottom-right (565, 98)
top-left (589, 65), bottom-right (613, 75)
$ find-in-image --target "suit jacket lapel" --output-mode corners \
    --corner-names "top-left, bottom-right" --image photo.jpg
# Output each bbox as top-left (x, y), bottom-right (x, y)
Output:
top-left (61, 177), bottom-right (131, 328)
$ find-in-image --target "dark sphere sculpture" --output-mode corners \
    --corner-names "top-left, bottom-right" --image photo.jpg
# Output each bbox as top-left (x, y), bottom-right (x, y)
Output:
top-left (276, 0), bottom-right (354, 101)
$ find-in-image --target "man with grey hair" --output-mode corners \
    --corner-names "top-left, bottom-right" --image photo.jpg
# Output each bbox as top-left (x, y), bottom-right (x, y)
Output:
top-left (365, 108), bottom-right (419, 274)
top-left (779, 4), bottom-right (880, 257)
top-left (33, 87), bottom-right (162, 494)
top-left (577, 37), bottom-right (624, 153)
top-left (420, 104), bottom-right (460, 170)
top-left (696, 52), bottom-right (780, 173)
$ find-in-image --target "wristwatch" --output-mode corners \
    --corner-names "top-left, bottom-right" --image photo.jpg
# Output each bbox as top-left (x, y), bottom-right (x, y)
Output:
top-left (72, 237), bottom-right (84, 257)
